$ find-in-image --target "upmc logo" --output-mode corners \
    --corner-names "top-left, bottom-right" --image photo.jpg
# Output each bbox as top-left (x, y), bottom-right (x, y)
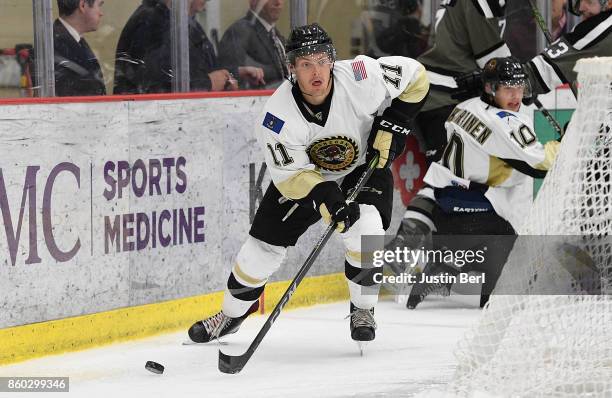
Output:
top-left (0, 162), bottom-right (81, 266)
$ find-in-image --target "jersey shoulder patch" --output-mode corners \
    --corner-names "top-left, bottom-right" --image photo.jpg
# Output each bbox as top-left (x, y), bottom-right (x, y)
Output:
top-left (262, 112), bottom-right (285, 134)
top-left (496, 111), bottom-right (518, 119)
top-left (351, 59), bottom-right (369, 81)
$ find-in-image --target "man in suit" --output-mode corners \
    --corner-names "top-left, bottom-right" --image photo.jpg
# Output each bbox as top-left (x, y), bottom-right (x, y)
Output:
top-left (114, 0), bottom-right (263, 94)
top-left (218, 0), bottom-right (287, 89)
top-left (54, 0), bottom-right (106, 96)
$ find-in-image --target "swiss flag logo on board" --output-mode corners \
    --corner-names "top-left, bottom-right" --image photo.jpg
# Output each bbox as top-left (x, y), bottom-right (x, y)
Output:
top-left (391, 134), bottom-right (427, 207)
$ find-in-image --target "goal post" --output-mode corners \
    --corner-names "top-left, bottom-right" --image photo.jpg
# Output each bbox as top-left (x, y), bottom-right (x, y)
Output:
top-left (436, 57), bottom-right (612, 397)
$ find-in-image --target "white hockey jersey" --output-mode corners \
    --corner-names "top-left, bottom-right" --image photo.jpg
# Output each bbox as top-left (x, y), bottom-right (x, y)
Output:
top-left (423, 97), bottom-right (559, 229)
top-left (254, 55), bottom-right (427, 200)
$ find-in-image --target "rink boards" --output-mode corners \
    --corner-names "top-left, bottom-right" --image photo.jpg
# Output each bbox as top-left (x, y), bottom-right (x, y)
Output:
top-left (0, 94), bottom-right (352, 364)
top-left (0, 86), bottom-right (575, 365)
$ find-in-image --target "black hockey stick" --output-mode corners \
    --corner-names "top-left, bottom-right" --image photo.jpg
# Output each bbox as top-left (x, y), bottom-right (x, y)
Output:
top-left (523, 0), bottom-right (567, 136)
top-left (218, 153), bottom-right (380, 374)
top-left (526, 0), bottom-right (554, 43)
top-left (533, 97), bottom-right (565, 137)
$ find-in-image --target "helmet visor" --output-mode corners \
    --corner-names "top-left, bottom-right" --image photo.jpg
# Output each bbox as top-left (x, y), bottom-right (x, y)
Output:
top-left (494, 78), bottom-right (533, 98)
top-left (286, 43), bottom-right (336, 65)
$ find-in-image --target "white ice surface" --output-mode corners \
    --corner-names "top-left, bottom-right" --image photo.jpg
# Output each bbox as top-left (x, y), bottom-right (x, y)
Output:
top-left (0, 297), bottom-right (481, 398)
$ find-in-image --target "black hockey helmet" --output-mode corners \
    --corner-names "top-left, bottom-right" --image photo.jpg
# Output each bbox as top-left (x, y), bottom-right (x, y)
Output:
top-left (569, 0), bottom-right (610, 15)
top-left (482, 57), bottom-right (532, 98)
top-left (285, 23), bottom-right (336, 65)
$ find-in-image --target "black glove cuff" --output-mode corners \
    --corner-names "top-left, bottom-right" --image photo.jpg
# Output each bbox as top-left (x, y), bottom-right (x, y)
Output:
top-left (371, 115), bottom-right (412, 137)
top-left (384, 97), bottom-right (423, 122)
top-left (298, 180), bottom-right (344, 211)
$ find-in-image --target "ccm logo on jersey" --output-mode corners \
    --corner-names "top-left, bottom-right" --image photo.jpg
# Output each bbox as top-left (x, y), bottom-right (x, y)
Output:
top-left (380, 119), bottom-right (411, 135)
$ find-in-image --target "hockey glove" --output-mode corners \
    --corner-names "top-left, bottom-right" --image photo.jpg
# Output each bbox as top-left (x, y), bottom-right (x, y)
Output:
top-left (366, 115), bottom-right (412, 169)
top-left (300, 181), bottom-right (360, 233)
top-left (452, 70), bottom-right (483, 101)
top-left (324, 200), bottom-right (361, 234)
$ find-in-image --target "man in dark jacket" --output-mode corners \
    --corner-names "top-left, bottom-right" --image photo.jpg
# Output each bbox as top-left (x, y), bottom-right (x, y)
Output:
top-left (53, 0), bottom-right (106, 96)
top-left (364, 0), bottom-right (430, 60)
top-left (218, 0), bottom-right (287, 89)
top-left (114, 0), bottom-right (263, 94)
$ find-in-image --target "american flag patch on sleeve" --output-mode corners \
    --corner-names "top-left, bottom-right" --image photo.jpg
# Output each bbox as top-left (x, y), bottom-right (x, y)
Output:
top-left (351, 60), bottom-right (368, 81)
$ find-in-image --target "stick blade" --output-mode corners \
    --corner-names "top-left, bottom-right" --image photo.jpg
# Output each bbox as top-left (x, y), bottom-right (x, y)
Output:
top-left (218, 350), bottom-right (246, 374)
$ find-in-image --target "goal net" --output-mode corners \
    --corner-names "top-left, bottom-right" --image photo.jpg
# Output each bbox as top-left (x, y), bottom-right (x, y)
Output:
top-left (438, 57), bottom-right (612, 397)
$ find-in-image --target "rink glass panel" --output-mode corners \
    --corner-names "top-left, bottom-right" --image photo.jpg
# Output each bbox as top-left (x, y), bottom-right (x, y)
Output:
top-left (0, 0), bottom-right (34, 98)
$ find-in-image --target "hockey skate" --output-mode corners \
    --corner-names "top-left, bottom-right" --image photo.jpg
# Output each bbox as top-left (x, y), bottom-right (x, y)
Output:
top-left (187, 301), bottom-right (259, 344)
top-left (384, 218), bottom-right (432, 276)
top-left (406, 262), bottom-right (458, 309)
top-left (348, 303), bottom-right (377, 356)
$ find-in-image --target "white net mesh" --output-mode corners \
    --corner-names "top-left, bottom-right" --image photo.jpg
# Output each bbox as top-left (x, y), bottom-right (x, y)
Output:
top-left (442, 57), bottom-right (612, 397)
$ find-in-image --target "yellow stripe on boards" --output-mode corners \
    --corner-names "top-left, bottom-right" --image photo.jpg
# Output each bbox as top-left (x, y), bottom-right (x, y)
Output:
top-left (262, 272), bottom-right (348, 313)
top-left (0, 273), bottom-right (348, 366)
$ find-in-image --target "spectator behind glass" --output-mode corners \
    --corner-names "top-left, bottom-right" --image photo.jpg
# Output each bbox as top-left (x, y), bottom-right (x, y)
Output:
top-left (218, 0), bottom-right (288, 89)
top-left (552, 0), bottom-right (568, 40)
top-left (113, 0), bottom-right (263, 94)
top-left (503, 1), bottom-right (538, 61)
top-left (53, 0), bottom-right (106, 96)
top-left (364, 0), bottom-right (430, 59)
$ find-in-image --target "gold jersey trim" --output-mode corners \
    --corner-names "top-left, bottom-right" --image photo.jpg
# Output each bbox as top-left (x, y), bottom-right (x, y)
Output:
top-left (535, 141), bottom-right (560, 170)
top-left (398, 66), bottom-right (430, 103)
top-left (276, 169), bottom-right (325, 200)
top-left (487, 156), bottom-right (513, 186)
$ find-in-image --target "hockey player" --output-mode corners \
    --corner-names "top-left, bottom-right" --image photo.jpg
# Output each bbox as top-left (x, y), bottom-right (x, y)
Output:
top-left (401, 57), bottom-right (560, 309)
top-left (524, 0), bottom-right (612, 96)
top-left (388, 0), bottom-right (612, 281)
top-left (363, 0), bottom-right (430, 59)
top-left (415, 0), bottom-right (509, 165)
top-left (381, 0), bottom-right (509, 264)
top-left (187, 24), bottom-right (429, 344)
top-left (454, 0), bottom-right (612, 100)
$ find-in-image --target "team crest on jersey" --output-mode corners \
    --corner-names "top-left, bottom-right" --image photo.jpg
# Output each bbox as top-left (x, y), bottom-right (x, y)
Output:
top-left (307, 136), bottom-right (358, 171)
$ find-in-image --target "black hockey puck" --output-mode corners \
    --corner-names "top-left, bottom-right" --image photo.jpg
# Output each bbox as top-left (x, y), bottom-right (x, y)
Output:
top-left (145, 360), bottom-right (165, 374)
